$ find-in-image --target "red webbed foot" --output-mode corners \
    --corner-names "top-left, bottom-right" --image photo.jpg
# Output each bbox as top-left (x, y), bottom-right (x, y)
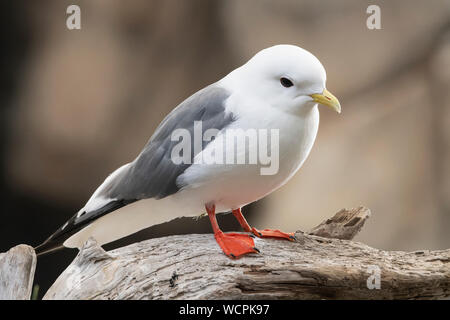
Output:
top-left (251, 227), bottom-right (296, 241)
top-left (214, 231), bottom-right (259, 259)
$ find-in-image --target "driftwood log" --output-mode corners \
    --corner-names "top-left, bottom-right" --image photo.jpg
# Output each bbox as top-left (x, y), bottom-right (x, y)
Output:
top-left (42, 207), bottom-right (450, 300)
top-left (0, 244), bottom-right (36, 300)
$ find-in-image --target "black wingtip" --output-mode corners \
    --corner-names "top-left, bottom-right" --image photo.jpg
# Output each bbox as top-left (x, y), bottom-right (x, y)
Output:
top-left (34, 240), bottom-right (65, 257)
top-left (34, 200), bottom-right (135, 257)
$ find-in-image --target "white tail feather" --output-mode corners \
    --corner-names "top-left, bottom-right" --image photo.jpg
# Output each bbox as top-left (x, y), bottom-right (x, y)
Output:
top-left (64, 194), bottom-right (203, 249)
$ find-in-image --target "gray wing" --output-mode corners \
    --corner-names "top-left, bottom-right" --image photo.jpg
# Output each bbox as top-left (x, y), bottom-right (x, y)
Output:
top-left (35, 84), bottom-right (234, 255)
top-left (102, 84), bottom-right (234, 200)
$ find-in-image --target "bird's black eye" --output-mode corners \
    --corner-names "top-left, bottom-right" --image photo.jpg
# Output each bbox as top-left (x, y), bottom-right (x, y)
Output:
top-left (280, 77), bottom-right (293, 88)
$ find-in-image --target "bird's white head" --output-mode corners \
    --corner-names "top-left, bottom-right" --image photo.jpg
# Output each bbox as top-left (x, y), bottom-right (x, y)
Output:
top-left (224, 44), bottom-right (341, 114)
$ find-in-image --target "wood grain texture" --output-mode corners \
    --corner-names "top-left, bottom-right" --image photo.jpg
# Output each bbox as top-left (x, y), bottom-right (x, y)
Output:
top-left (0, 245), bottom-right (36, 300)
top-left (43, 207), bottom-right (450, 300)
top-left (308, 206), bottom-right (371, 240)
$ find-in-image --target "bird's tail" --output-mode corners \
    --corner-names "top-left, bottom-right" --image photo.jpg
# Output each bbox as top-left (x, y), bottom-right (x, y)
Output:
top-left (63, 196), bottom-right (202, 249)
top-left (34, 200), bottom-right (132, 257)
top-left (35, 195), bottom-right (203, 256)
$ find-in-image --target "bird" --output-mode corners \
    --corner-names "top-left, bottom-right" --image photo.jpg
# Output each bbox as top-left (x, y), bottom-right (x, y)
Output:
top-left (35, 44), bottom-right (341, 259)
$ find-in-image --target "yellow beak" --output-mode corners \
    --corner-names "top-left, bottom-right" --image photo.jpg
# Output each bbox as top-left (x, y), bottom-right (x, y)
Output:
top-left (310, 89), bottom-right (341, 114)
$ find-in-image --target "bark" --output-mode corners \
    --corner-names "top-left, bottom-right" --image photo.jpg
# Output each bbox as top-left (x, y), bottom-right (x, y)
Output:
top-left (0, 245), bottom-right (36, 300)
top-left (42, 207), bottom-right (450, 300)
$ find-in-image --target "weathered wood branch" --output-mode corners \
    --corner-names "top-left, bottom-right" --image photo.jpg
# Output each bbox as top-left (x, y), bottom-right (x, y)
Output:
top-left (42, 207), bottom-right (450, 300)
top-left (0, 244), bottom-right (36, 300)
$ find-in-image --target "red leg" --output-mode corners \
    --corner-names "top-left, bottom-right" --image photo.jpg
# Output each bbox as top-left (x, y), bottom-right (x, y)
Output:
top-left (206, 204), bottom-right (259, 259)
top-left (232, 208), bottom-right (296, 241)
top-left (231, 208), bottom-right (252, 232)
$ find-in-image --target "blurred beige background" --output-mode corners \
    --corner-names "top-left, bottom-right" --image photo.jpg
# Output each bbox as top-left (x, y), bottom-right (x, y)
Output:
top-left (4, 0), bottom-right (450, 253)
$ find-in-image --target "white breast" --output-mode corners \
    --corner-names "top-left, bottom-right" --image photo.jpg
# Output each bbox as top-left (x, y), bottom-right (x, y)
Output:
top-left (177, 96), bottom-right (320, 212)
